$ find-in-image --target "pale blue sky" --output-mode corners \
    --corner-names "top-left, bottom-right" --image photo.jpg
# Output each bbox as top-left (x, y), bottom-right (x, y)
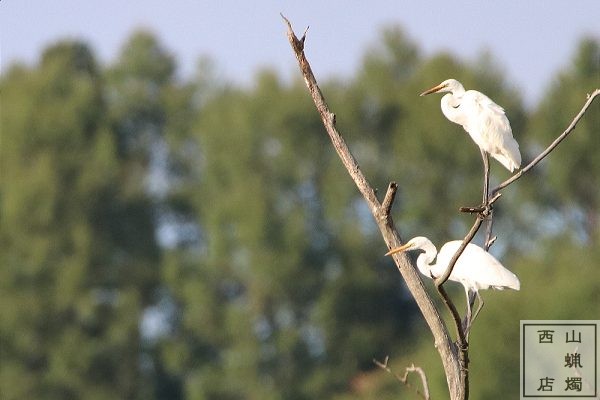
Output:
top-left (2, 1), bottom-right (598, 107)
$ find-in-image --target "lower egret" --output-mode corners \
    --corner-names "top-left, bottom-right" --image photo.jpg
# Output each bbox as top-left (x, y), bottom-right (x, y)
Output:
top-left (386, 236), bottom-right (520, 332)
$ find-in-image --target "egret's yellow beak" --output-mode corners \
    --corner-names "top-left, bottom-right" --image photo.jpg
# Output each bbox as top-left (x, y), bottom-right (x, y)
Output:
top-left (385, 242), bottom-right (414, 256)
top-left (420, 83), bottom-right (446, 96)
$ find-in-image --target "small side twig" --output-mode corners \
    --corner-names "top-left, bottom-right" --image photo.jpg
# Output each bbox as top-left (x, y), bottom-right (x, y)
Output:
top-left (459, 192), bottom-right (502, 214)
top-left (434, 215), bottom-right (484, 350)
top-left (381, 182), bottom-right (398, 219)
top-left (374, 356), bottom-right (431, 400)
top-left (436, 283), bottom-right (469, 351)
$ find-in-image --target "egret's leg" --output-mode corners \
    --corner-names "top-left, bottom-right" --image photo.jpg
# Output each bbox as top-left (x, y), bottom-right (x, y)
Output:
top-left (480, 148), bottom-right (490, 205)
top-left (484, 213), bottom-right (496, 249)
top-left (463, 290), bottom-right (477, 337)
top-left (472, 291), bottom-right (485, 324)
top-left (480, 150), bottom-right (496, 248)
top-left (460, 150), bottom-right (492, 215)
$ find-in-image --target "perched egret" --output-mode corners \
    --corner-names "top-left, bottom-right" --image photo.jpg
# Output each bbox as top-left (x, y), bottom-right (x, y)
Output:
top-left (420, 79), bottom-right (521, 173)
top-left (385, 236), bottom-right (519, 331)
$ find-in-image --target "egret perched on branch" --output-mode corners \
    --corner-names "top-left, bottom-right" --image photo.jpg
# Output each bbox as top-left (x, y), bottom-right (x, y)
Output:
top-left (420, 79), bottom-right (521, 172)
top-left (386, 236), bottom-right (520, 331)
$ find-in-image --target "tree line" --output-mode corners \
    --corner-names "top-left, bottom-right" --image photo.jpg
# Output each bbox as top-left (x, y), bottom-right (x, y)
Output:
top-left (1, 28), bottom-right (598, 399)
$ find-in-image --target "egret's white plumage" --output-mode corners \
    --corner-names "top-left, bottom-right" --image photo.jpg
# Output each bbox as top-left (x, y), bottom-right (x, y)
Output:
top-left (386, 236), bottom-right (520, 292)
top-left (420, 79), bottom-right (521, 172)
top-left (386, 236), bottom-right (519, 331)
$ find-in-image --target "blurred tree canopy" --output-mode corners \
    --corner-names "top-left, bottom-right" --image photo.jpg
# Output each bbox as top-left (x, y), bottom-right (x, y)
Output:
top-left (1, 26), bottom-right (598, 400)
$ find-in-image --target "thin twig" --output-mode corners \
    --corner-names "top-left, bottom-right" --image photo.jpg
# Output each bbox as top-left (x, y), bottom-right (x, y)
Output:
top-left (492, 89), bottom-right (600, 195)
top-left (374, 357), bottom-right (431, 400)
top-left (434, 213), bottom-right (485, 350)
top-left (433, 217), bottom-right (482, 367)
top-left (435, 216), bottom-right (484, 288)
top-left (436, 283), bottom-right (469, 358)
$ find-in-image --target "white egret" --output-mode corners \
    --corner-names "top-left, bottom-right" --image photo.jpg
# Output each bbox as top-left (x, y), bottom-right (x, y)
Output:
top-left (420, 79), bottom-right (521, 172)
top-left (421, 79), bottom-right (521, 204)
top-left (386, 236), bottom-right (519, 331)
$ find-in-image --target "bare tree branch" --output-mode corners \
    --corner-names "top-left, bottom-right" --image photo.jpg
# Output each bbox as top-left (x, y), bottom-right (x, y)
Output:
top-left (492, 89), bottom-right (600, 195)
top-left (433, 215), bottom-right (483, 361)
top-left (374, 356), bottom-right (431, 400)
top-left (281, 15), bottom-right (467, 400)
top-left (281, 15), bottom-right (380, 213)
top-left (435, 217), bottom-right (483, 288)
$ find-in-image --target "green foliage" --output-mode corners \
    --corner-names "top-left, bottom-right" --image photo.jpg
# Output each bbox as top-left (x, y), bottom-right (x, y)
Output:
top-left (156, 69), bottom-right (416, 399)
top-left (527, 36), bottom-right (600, 241)
top-left (1, 26), bottom-right (597, 400)
top-left (1, 37), bottom-right (163, 399)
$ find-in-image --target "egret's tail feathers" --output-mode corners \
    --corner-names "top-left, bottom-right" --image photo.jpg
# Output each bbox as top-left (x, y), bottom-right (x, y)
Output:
top-left (492, 148), bottom-right (521, 172)
top-left (493, 155), bottom-right (518, 172)
top-left (491, 272), bottom-right (520, 291)
top-left (493, 137), bottom-right (521, 172)
top-left (506, 274), bottom-right (520, 291)
top-left (511, 278), bottom-right (521, 291)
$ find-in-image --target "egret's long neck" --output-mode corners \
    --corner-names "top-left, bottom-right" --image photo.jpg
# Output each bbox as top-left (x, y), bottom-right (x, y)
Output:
top-left (440, 93), bottom-right (467, 126)
top-left (415, 247), bottom-right (439, 279)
